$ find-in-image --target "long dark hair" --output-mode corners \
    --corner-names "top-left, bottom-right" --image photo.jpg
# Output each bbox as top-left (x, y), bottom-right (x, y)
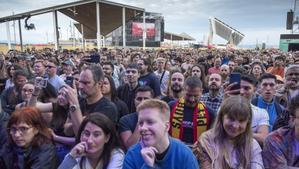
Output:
top-left (104, 75), bottom-right (119, 102)
top-left (76, 113), bottom-right (121, 169)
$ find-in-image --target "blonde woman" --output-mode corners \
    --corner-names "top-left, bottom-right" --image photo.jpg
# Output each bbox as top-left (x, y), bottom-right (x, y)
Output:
top-left (193, 95), bottom-right (264, 169)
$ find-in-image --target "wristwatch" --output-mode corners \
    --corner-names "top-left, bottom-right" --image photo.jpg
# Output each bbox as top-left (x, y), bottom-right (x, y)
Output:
top-left (69, 104), bottom-right (79, 112)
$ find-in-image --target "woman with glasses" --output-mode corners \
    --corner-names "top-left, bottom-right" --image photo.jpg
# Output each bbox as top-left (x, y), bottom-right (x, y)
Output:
top-left (193, 95), bottom-right (264, 169)
top-left (15, 81), bottom-right (35, 109)
top-left (58, 113), bottom-right (124, 169)
top-left (0, 107), bottom-right (57, 169)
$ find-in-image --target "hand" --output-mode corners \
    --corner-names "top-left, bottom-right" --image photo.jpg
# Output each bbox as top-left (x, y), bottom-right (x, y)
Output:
top-left (70, 142), bottom-right (87, 158)
top-left (223, 82), bottom-right (240, 99)
top-left (140, 146), bottom-right (158, 167)
top-left (63, 84), bottom-right (79, 106)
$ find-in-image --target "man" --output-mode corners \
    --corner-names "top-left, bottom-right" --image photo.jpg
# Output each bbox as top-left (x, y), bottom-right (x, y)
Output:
top-left (200, 73), bottom-right (223, 113)
top-left (46, 58), bottom-right (65, 92)
top-left (208, 57), bottom-right (221, 74)
top-left (252, 73), bottom-right (287, 131)
top-left (102, 61), bottom-right (120, 88)
top-left (275, 65), bottom-right (299, 107)
top-left (161, 70), bottom-right (185, 103)
top-left (228, 59), bottom-right (236, 72)
top-left (1, 70), bottom-right (27, 117)
top-left (59, 59), bottom-right (75, 81)
top-left (220, 64), bottom-right (230, 82)
top-left (267, 55), bottom-right (285, 78)
top-left (117, 63), bottom-right (140, 113)
top-left (154, 57), bottom-right (169, 95)
top-left (123, 99), bottom-right (199, 169)
top-left (33, 60), bottom-right (46, 77)
top-left (138, 58), bottom-right (161, 97)
top-left (119, 86), bottom-right (154, 149)
top-left (231, 74), bottom-right (270, 144)
top-left (64, 64), bottom-right (118, 135)
top-left (262, 94), bottom-right (299, 168)
top-left (168, 76), bottom-right (215, 145)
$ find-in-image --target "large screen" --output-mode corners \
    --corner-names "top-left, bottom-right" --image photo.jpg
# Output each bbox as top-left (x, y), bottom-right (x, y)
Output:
top-left (132, 22), bottom-right (155, 38)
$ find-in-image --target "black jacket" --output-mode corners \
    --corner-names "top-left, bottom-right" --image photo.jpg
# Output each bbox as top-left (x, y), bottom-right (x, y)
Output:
top-left (0, 143), bottom-right (57, 169)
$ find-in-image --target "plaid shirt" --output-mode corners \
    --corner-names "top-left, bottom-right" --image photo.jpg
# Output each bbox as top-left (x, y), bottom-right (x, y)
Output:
top-left (200, 92), bottom-right (223, 114)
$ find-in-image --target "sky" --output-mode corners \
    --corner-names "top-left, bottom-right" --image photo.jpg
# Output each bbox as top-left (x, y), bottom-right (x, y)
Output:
top-left (0, 0), bottom-right (294, 46)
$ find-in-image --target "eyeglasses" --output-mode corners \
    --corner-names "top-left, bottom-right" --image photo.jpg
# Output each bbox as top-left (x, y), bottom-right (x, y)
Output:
top-left (9, 126), bottom-right (32, 135)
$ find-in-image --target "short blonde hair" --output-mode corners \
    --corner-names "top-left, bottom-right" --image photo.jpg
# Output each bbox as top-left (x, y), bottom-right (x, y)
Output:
top-left (137, 99), bottom-right (170, 121)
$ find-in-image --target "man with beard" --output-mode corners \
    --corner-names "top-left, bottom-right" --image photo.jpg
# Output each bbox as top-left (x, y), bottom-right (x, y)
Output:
top-left (276, 65), bottom-right (299, 107)
top-left (117, 63), bottom-right (140, 113)
top-left (168, 76), bottom-right (215, 145)
top-left (220, 64), bottom-right (230, 83)
top-left (200, 73), bottom-right (223, 113)
top-left (137, 58), bottom-right (161, 97)
top-left (161, 70), bottom-right (185, 103)
top-left (63, 64), bottom-right (118, 135)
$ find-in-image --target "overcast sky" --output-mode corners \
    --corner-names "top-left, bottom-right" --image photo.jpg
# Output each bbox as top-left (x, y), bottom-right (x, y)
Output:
top-left (0, 0), bottom-right (294, 46)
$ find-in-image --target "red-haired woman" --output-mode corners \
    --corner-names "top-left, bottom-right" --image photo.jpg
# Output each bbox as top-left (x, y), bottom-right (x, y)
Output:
top-left (0, 107), bottom-right (57, 169)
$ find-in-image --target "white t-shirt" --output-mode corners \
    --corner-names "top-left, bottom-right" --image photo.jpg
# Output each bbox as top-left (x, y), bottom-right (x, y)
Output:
top-left (251, 104), bottom-right (270, 133)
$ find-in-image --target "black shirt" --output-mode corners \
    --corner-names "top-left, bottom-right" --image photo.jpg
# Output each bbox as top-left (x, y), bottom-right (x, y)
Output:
top-left (119, 112), bottom-right (138, 133)
top-left (79, 97), bottom-right (118, 123)
top-left (117, 84), bottom-right (139, 113)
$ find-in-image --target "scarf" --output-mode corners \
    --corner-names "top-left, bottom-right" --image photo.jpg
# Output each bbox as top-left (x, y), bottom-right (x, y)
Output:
top-left (169, 97), bottom-right (209, 143)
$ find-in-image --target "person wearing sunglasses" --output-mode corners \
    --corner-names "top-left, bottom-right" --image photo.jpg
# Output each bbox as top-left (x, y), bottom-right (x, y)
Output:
top-left (0, 107), bottom-right (57, 169)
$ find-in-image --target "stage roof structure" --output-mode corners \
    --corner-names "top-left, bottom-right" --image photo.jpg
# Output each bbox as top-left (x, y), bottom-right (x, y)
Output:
top-left (164, 32), bottom-right (195, 41)
top-left (208, 17), bottom-right (245, 46)
top-left (0, 0), bottom-right (145, 50)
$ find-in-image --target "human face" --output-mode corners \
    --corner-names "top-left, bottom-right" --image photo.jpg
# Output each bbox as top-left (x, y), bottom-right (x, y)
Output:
top-left (134, 91), bottom-right (153, 108)
top-left (184, 86), bottom-right (202, 106)
top-left (9, 66), bottom-right (15, 77)
top-left (33, 62), bottom-right (45, 76)
top-left (126, 68), bottom-right (139, 84)
top-left (240, 80), bottom-right (255, 100)
top-left (228, 61), bottom-right (235, 72)
top-left (252, 64), bottom-right (262, 76)
top-left (157, 59), bottom-right (165, 70)
top-left (285, 67), bottom-right (299, 90)
top-left (220, 65), bottom-right (230, 77)
top-left (191, 66), bottom-right (201, 78)
top-left (10, 122), bottom-right (38, 148)
top-left (138, 108), bottom-right (169, 148)
top-left (79, 69), bottom-right (100, 99)
top-left (21, 83), bottom-right (34, 102)
top-left (208, 74), bottom-right (222, 90)
top-left (137, 60), bottom-right (147, 74)
top-left (46, 62), bottom-right (57, 77)
top-left (214, 58), bottom-right (221, 67)
top-left (15, 75), bottom-right (27, 89)
top-left (100, 56), bottom-right (107, 64)
top-left (170, 72), bottom-right (184, 93)
top-left (80, 122), bottom-right (110, 156)
top-left (223, 114), bottom-right (248, 139)
top-left (101, 77), bottom-right (111, 95)
top-left (102, 65), bottom-right (113, 76)
top-left (73, 74), bottom-right (80, 89)
top-left (260, 78), bottom-right (276, 102)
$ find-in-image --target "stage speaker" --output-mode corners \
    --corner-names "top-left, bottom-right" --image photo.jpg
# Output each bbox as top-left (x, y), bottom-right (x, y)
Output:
top-left (287, 10), bottom-right (294, 30)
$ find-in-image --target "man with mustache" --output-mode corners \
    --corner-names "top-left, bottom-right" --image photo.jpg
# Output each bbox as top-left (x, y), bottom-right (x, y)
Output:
top-left (161, 70), bottom-right (184, 103)
top-left (168, 76), bottom-right (215, 145)
top-left (276, 65), bottom-right (299, 107)
top-left (200, 73), bottom-right (223, 114)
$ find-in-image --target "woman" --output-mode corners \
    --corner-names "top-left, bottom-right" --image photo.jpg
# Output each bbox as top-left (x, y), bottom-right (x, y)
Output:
top-left (190, 64), bottom-right (208, 93)
top-left (5, 64), bottom-right (22, 89)
top-left (102, 75), bottom-right (129, 119)
top-left (15, 81), bottom-right (35, 109)
top-left (193, 96), bottom-right (264, 169)
top-left (58, 113), bottom-right (124, 169)
top-left (0, 107), bottom-right (57, 169)
top-left (250, 62), bottom-right (265, 80)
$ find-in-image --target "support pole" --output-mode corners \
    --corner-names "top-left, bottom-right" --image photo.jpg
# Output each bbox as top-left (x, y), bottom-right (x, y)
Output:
top-left (81, 24), bottom-right (85, 51)
top-left (53, 10), bottom-right (59, 50)
top-left (142, 11), bottom-right (146, 50)
top-left (122, 7), bottom-right (126, 47)
top-left (96, 1), bottom-right (101, 50)
top-left (6, 22), bottom-right (12, 50)
top-left (18, 19), bottom-right (23, 52)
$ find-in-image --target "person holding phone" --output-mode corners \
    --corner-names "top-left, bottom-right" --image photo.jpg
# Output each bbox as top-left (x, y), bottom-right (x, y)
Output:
top-left (123, 99), bottom-right (199, 169)
top-left (58, 113), bottom-right (124, 169)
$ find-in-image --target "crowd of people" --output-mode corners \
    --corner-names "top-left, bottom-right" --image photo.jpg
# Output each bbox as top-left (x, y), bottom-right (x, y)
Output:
top-left (0, 47), bottom-right (298, 169)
